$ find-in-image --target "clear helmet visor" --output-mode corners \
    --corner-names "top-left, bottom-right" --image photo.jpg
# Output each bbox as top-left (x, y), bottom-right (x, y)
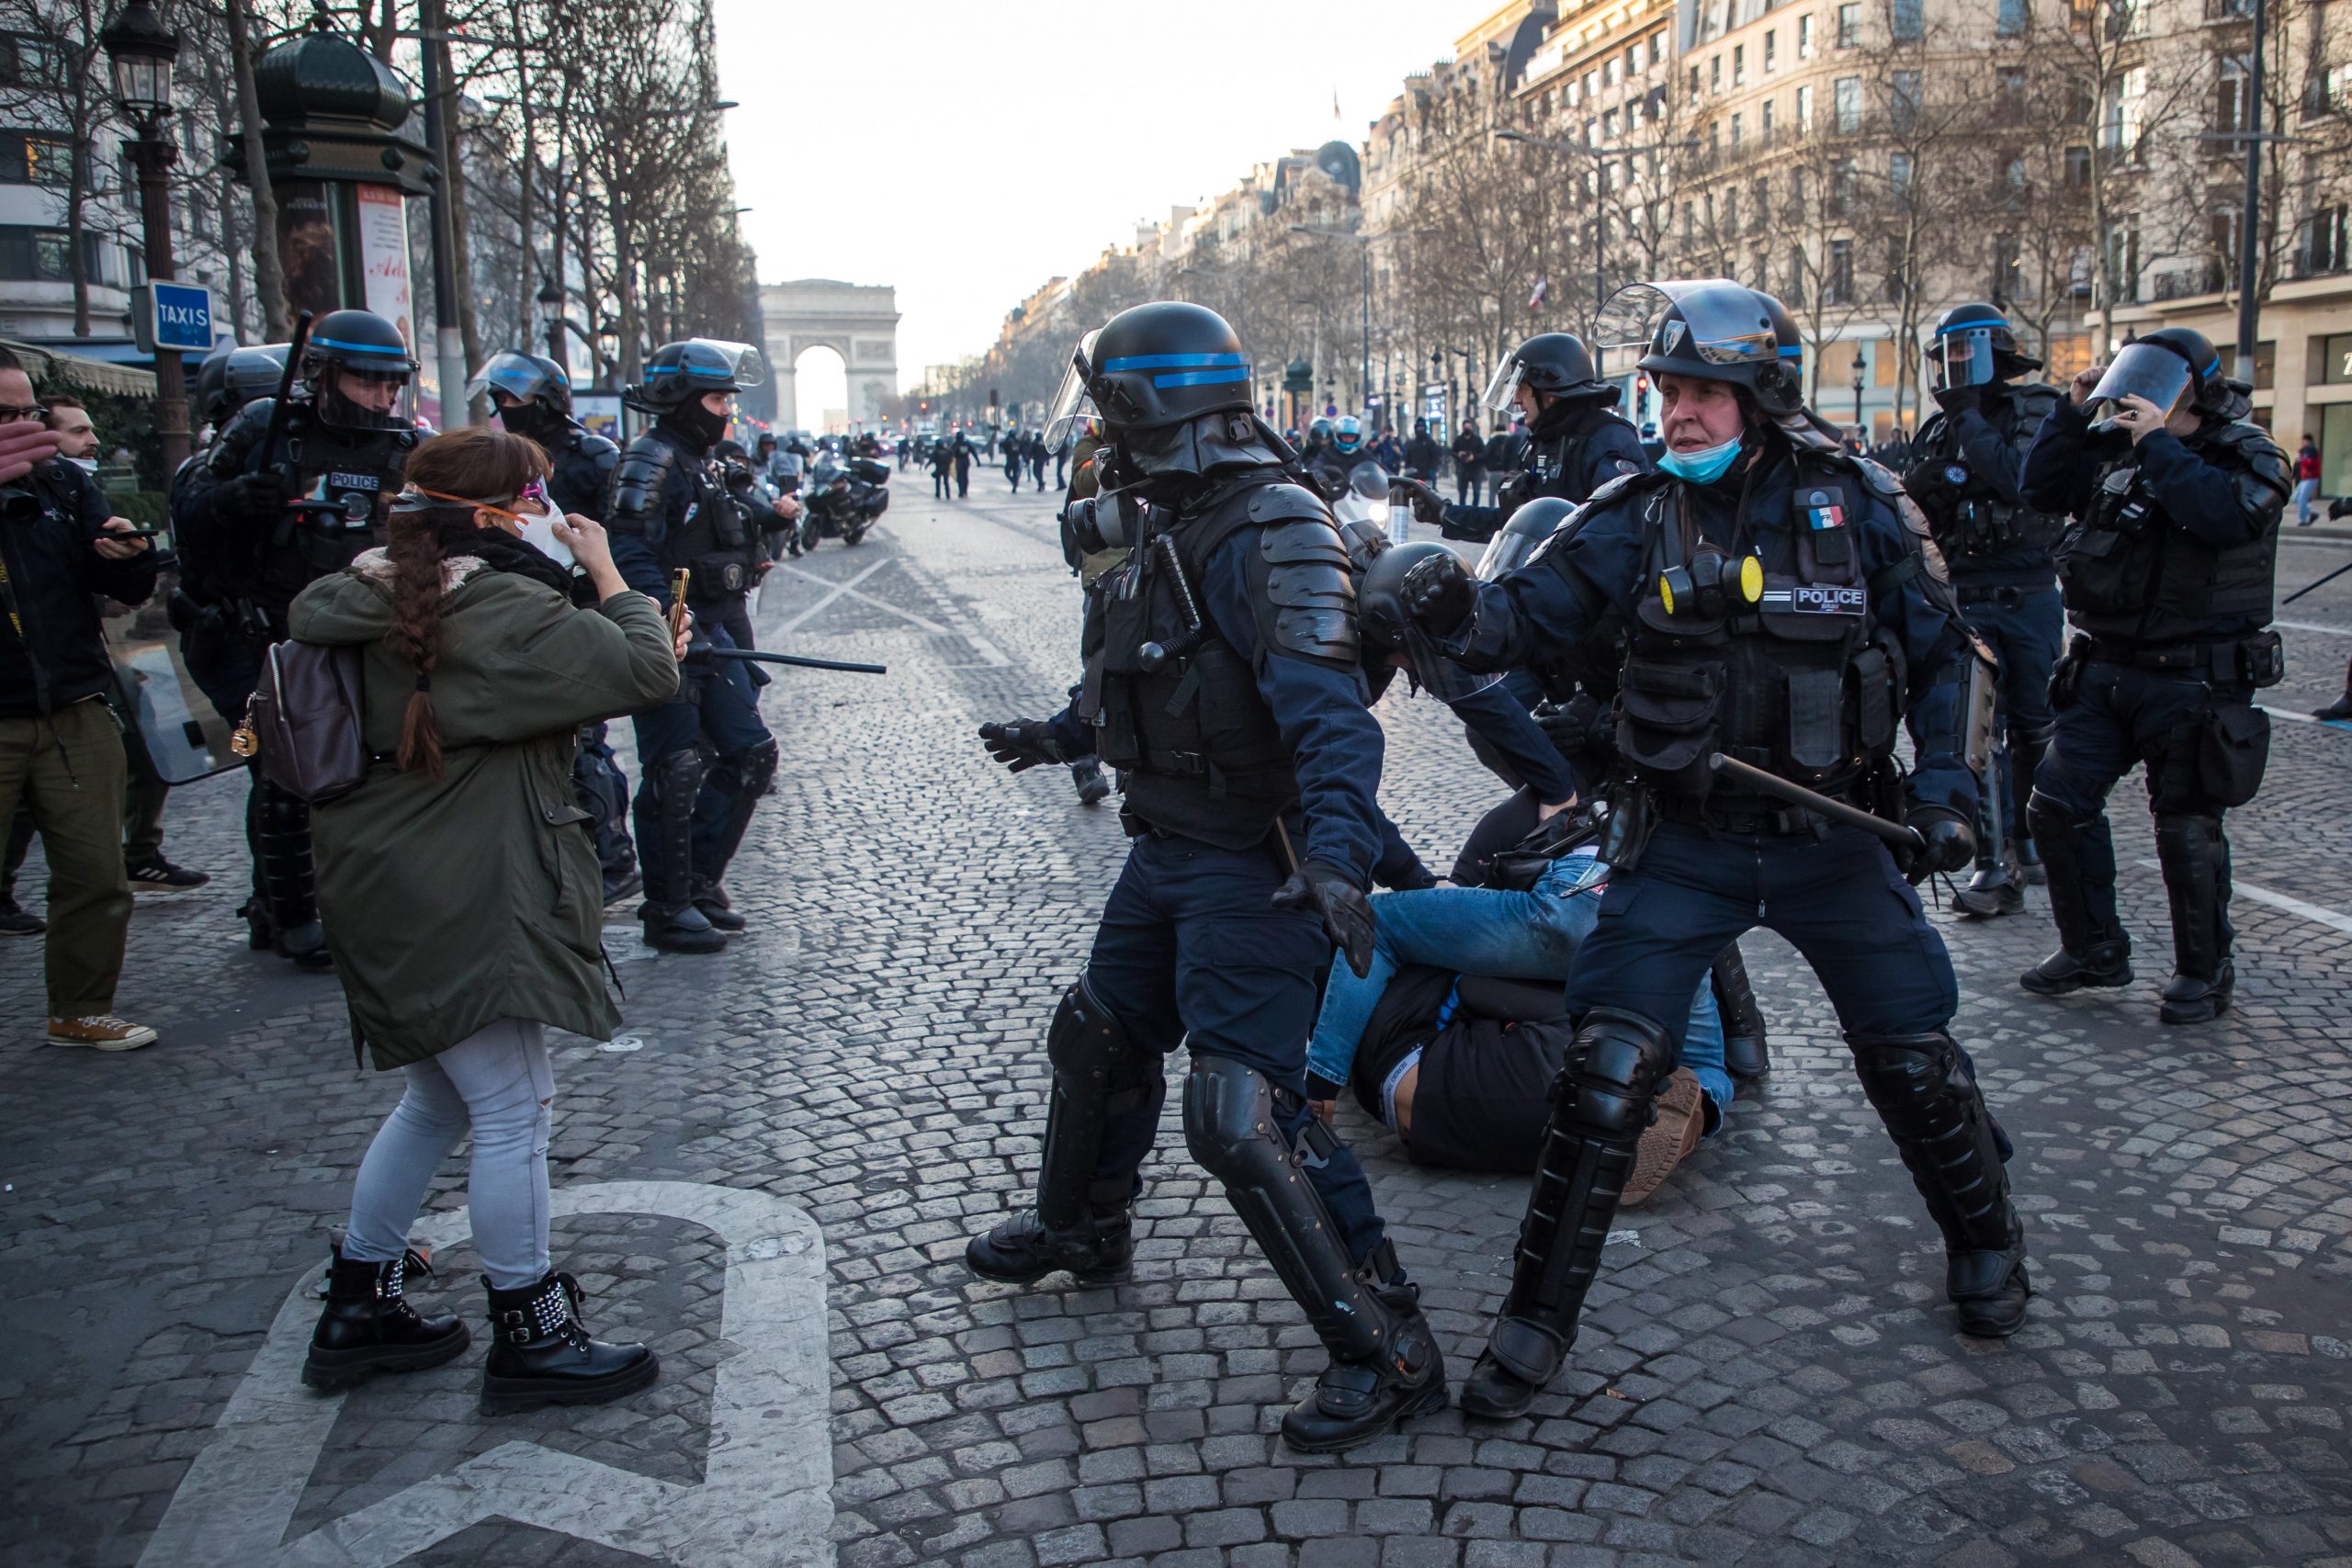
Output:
top-left (313, 361), bottom-right (417, 433)
top-left (466, 350), bottom-right (562, 407)
top-left (1930, 326), bottom-right (1998, 390)
top-left (1347, 461), bottom-right (1390, 502)
top-left (2087, 343), bottom-right (2195, 424)
top-left (649, 338), bottom-right (765, 397)
top-left (1396, 621), bottom-right (1505, 703)
top-left (1601, 278), bottom-right (1780, 367)
top-left (1043, 331), bottom-right (1101, 448)
top-left (1480, 358), bottom-right (1526, 412)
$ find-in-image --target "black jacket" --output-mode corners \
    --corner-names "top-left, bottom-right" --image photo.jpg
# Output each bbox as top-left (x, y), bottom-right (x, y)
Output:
top-left (0, 460), bottom-right (159, 718)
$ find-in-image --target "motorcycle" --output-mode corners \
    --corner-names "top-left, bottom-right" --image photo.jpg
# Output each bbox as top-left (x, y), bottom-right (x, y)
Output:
top-left (797, 455), bottom-right (891, 550)
top-left (1329, 460), bottom-right (1406, 544)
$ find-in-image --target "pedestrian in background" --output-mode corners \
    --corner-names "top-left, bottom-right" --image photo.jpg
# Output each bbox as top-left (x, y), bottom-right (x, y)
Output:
top-left (0, 353), bottom-right (162, 1052)
top-left (290, 426), bottom-right (680, 1411)
top-left (2294, 434), bottom-right (2322, 526)
top-left (1450, 424), bottom-right (1485, 505)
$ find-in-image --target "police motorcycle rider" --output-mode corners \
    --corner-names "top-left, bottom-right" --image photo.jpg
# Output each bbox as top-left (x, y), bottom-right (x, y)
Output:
top-left (1901, 305), bottom-right (2066, 918)
top-left (175, 309), bottom-right (422, 968)
top-left (2016, 328), bottom-right (2290, 1024)
top-left (1396, 280), bottom-right (2029, 1420)
top-left (967, 303), bottom-right (1448, 1454)
top-left (1394, 333), bottom-right (1649, 542)
top-left (466, 349), bottom-right (645, 903)
top-left (602, 339), bottom-right (778, 953)
top-left (1299, 413), bottom-right (1366, 497)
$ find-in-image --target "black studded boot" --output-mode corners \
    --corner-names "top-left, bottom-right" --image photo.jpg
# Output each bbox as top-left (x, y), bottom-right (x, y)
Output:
top-left (303, 1247), bottom-right (470, 1391)
top-left (480, 1271), bottom-right (660, 1416)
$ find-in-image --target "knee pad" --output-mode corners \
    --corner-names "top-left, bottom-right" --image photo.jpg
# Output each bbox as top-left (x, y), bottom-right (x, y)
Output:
top-left (1555, 1009), bottom-right (1678, 1144)
top-left (650, 745), bottom-right (708, 806)
top-left (1047, 976), bottom-right (1153, 1089)
top-left (2153, 812), bottom-right (2223, 866)
top-left (739, 739), bottom-right (780, 800)
top-left (1849, 1031), bottom-right (1966, 1134)
top-left (1182, 1053), bottom-right (1290, 1181)
top-left (2024, 787), bottom-right (2085, 845)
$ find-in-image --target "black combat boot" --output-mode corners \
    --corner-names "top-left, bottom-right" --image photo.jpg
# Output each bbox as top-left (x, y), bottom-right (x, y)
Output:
top-left (1280, 1269), bottom-right (1449, 1454)
top-left (302, 1247), bottom-right (469, 1391)
top-left (1953, 860), bottom-right (2025, 919)
top-left (689, 877), bottom-right (748, 932)
top-left (480, 1271), bottom-right (660, 1416)
top-left (2015, 838), bottom-right (2046, 886)
top-left (2019, 942), bottom-right (2132, 994)
top-left (1711, 943), bottom-right (1770, 1079)
top-left (966, 1204), bottom-right (1135, 1287)
top-left (2154, 813), bottom-right (2234, 1024)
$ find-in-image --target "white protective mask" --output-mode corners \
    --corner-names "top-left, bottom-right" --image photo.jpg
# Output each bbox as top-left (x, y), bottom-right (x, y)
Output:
top-left (514, 501), bottom-right (575, 570)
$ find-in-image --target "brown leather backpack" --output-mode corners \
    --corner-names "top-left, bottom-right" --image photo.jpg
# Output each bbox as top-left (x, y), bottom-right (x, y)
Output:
top-left (248, 639), bottom-right (369, 802)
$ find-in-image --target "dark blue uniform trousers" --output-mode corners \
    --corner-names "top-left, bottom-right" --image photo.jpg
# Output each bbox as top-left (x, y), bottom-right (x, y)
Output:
top-left (1566, 822), bottom-right (1960, 1041)
top-left (1081, 832), bottom-right (1389, 1269)
top-left (1958, 584), bottom-right (2063, 832)
top-left (628, 636), bottom-right (770, 890)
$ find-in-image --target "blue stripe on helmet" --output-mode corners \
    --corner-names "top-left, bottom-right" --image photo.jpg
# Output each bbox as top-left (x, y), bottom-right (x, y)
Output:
top-left (1101, 353), bottom-right (1249, 372)
top-left (312, 336), bottom-right (410, 357)
top-left (1777, 344), bottom-right (1804, 358)
top-left (2202, 356), bottom-right (2222, 378)
top-left (1152, 367), bottom-right (1253, 389)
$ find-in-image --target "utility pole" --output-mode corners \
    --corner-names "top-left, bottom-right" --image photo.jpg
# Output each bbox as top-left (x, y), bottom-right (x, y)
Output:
top-left (2233, 0), bottom-right (2266, 380)
top-left (418, 0), bottom-right (470, 424)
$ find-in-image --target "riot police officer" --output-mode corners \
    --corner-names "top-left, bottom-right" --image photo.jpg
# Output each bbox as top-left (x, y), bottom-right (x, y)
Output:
top-left (469, 349), bottom-right (640, 904)
top-left (1399, 280), bottom-right (2027, 1419)
top-left (1903, 304), bottom-right (2066, 916)
top-left (175, 310), bottom-right (420, 967)
top-left (967, 302), bottom-right (1445, 1454)
top-left (2017, 328), bottom-right (2289, 1023)
top-left (603, 339), bottom-right (778, 953)
top-left (1396, 333), bottom-right (1648, 541)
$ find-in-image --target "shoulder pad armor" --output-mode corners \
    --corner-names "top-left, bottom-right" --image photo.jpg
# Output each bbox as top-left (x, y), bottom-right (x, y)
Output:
top-left (1582, 469), bottom-right (1661, 511)
top-left (2009, 382), bottom-right (2064, 420)
top-left (2206, 420), bottom-right (2291, 489)
top-left (1250, 516), bottom-right (1358, 667)
top-left (205, 398), bottom-right (277, 478)
top-left (576, 431), bottom-right (620, 462)
top-left (605, 435), bottom-right (681, 536)
top-left (1244, 481), bottom-right (1334, 525)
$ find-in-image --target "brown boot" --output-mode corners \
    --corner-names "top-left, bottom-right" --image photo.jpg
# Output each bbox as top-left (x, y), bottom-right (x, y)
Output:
top-left (1621, 1067), bottom-right (1703, 1208)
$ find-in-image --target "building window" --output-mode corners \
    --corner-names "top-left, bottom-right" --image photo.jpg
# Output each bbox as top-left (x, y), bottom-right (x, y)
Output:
top-left (1837, 3), bottom-right (1861, 45)
top-left (1798, 14), bottom-right (1815, 57)
top-left (1711, 54), bottom-right (1723, 89)
top-left (1997, 66), bottom-right (2027, 109)
top-left (1763, 96), bottom-right (1777, 133)
top-left (1604, 107), bottom-right (1620, 141)
top-left (1835, 76), bottom-right (1862, 132)
top-left (1891, 69), bottom-right (1920, 132)
top-left (2301, 204), bottom-right (2348, 276)
top-left (1892, 0), bottom-right (1924, 41)
top-left (2320, 404), bottom-right (2352, 499)
top-left (1606, 54), bottom-right (1622, 86)
top-left (1585, 69), bottom-right (1600, 100)
top-left (1828, 238), bottom-right (1855, 303)
top-left (1992, 234), bottom-right (2022, 299)
top-left (2319, 332), bottom-right (2352, 385)
top-left (1651, 33), bottom-right (1667, 68)
top-left (1832, 157), bottom-right (1858, 213)
top-left (2215, 55), bottom-right (2251, 136)
top-left (1689, 62), bottom-right (1702, 101)
top-left (1765, 28), bottom-right (1778, 70)
top-left (0, 130), bottom-right (71, 185)
top-left (1731, 110), bottom-right (1744, 144)
top-left (2064, 145), bottom-right (2091, 189)
top-left (2102, 65), bottom-right (2146, 156)
top-left (1756, 175), bottom-right (1771, 224)
top-left (1787, 247), bottom-right (1808, 304)
top-left (1734, 45), bottom-right (1747, 85)
top-left (1726, 187), bottom-right (1741, 237)
top-left (0, 224), bottom-right (107, 283)
top-left (1890, 150), bottom-right (1914, 190)
top-left (0, 32), bottom-right (56, 86)
top-left (1796, 84), bottom-right (1815, 129)
top-left (1996, 0), bottom-right (2028, 35)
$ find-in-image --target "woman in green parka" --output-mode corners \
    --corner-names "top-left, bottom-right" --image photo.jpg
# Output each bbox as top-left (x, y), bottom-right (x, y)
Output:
top-left (288, 426), bottom-right (684, 1415)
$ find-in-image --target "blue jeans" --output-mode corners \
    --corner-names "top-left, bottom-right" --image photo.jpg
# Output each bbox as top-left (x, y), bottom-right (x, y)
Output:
top-left (1307, 848), bottom-right (1734, 1122)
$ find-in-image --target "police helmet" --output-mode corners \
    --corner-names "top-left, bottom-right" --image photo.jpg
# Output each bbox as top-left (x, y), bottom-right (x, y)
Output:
top-left (195, 343), bottom-right (288, 428)
top-left (469, 350), bottom-right (574, 421)
top-left (1477, 496), bottom-right (1578, 581)
top-left (1335, 415), bottom-right (1363, 454)
top-left (1308, 416), bottom-right (1335, 445)
top-left (626, 338), bottom-right (764, 414)
top-left (192, 346), bottom-right (233, 427)
top-left (1065, 301), bottom-right (1253, 436)
top-left (1483, 333), bottom-right (1613, 412)
top-left (300, 309), bottom-right (417, 433)
top-left (2086, 327), bottom-right (2225, 422)
top-left (1359, 542), bottom-right (1505, 700)
top-left (1612, 280), bottom-right (1806, 419)
top-left (1928, 302), bottom-right (2040, 391)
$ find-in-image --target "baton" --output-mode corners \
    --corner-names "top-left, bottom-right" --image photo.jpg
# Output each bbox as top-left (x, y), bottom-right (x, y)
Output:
top-left (1708, 752), bottom-right (1925, 853)
top-left (255, 310), bottom-right (312, 476)
top-left (690, 646), bottom-right (888, 675)
top-left (2282, 557), bottom-right (2352, 604)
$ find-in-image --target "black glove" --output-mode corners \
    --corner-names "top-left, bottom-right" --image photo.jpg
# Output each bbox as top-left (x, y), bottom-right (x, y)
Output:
top-left (1534, 694), bottom-right (1605, 760)
top-left (978, 719), bottom-right (1066, 773)
top-left (1391, 477), bottom-right (1445, 525)
top-left (218, 471), bottom-right (288, 525)
top-left (1399, 548), bottom-right (1477, 637)
top-left (1272, 859), bottom-right (1377, 978)
top-left (1933, 384), bottom-right (1982, 415)
top-left (1899, 806), bottom-right (1975, 885)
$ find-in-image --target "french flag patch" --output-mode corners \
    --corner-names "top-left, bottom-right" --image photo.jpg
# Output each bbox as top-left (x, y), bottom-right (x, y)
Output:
top-left (1806, 502), bottom-right (1846, 531)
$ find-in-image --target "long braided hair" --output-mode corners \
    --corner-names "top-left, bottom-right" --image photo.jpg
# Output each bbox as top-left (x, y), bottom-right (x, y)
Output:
top-left (383, 427), bottom-right (550, 776)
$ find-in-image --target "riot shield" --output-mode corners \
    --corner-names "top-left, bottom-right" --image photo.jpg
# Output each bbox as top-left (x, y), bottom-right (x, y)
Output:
top-left (104, 571), bottom-right (247, 785)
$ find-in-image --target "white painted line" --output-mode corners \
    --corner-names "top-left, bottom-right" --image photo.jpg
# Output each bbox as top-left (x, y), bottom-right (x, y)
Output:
top-left (2260, 705), bottom-right (2352, 732)
top-left (2136, 860), bottom-right (2352, 936)
top-left (2275, 619), bottom-right (2352, 637)
top-left (775, 557), bottom-right (890, 637)
top-left (140, 1181), bottom-right (831, 1568)
top-left (775, 561), bottom-right (951, 635)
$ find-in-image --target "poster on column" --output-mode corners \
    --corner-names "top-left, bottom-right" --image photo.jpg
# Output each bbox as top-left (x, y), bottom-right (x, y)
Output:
top-left (356, 183), bottom-right (433, 428)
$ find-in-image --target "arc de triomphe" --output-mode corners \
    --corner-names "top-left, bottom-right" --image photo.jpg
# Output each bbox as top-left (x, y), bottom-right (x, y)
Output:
top-left (759, 279), bottom-right (898, 431)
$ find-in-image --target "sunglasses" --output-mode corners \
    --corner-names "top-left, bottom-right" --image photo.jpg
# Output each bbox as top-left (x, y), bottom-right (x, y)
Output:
top-left (0, 404), bottom-right (49, 423)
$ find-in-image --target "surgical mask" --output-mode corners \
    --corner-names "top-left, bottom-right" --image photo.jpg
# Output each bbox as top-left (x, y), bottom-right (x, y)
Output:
top-left (1658, 434), bottom-right (1744, 485)
top-left (66, 456), bottom-right (97, 475)
top-left (515, 502), bottom-right (573, 570)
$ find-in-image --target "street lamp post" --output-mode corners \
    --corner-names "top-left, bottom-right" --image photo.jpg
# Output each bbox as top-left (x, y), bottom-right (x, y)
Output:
top-left (537, 280), bottom-right (566, 372)
top-left (1850, 347), bottom-right (1868, 440)
top-left (100, 0), bottom-right (189, 472)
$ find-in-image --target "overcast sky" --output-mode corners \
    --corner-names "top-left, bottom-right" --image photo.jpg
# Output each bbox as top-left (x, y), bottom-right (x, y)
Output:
top-left (713, 1), bottom-right (1476, 408)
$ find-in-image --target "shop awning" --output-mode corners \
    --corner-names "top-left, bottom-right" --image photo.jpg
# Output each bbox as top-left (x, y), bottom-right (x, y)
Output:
top-left (3, 338), bottom-right (158, 398)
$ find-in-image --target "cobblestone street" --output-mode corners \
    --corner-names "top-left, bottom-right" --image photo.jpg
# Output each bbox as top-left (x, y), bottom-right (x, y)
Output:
top-left (4, 473), bottom-right (2349, 1568)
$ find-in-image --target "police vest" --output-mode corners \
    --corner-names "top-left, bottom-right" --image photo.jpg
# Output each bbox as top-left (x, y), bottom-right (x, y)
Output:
top-left (187, 400), bottom-right (412, 625)
top-left (613, 431), bottom-right (754, 604)
top-left (1085, 482), bottom-right (1323, 849)
top-left (1908, 387), bottom-right (2063, 570)
top-left (1613, 457), bottom-right (1906, 804)
top-left (1494, 407), bottom-right (1624, 515)
top-left (546, 423), bottom-right (618, 518)
top-left (2057, 420), bottom-right (2281, 643)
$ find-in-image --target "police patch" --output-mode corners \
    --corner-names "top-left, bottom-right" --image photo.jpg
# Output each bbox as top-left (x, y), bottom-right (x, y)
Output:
top-left (328, 470), bottom-right (381, 491)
